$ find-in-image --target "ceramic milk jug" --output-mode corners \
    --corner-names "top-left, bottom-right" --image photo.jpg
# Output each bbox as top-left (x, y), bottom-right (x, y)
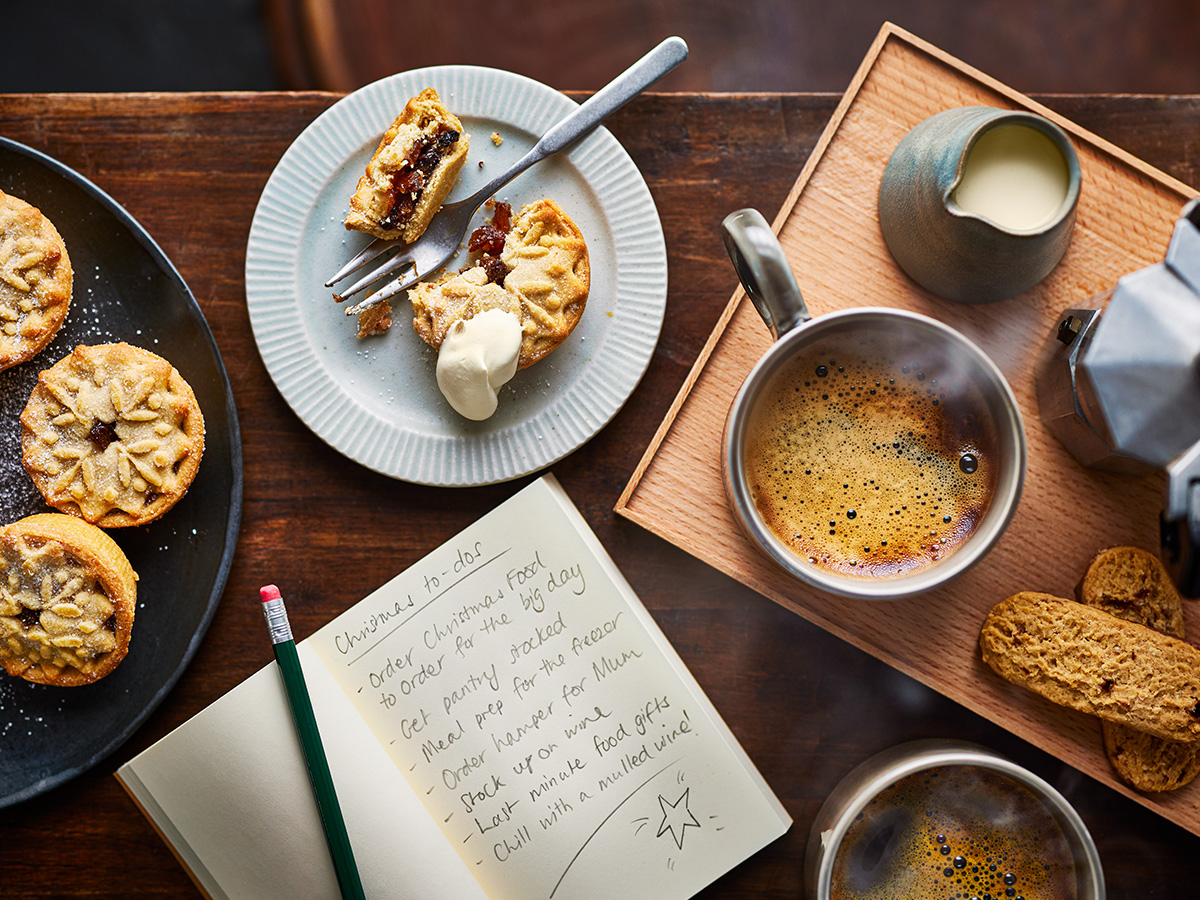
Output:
top-left (878, 106), bottom-right (1081, 303)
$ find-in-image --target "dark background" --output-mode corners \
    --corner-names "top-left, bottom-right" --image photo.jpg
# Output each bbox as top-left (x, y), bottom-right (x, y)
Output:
top-left (3, 0), bottom-right (1199, 94)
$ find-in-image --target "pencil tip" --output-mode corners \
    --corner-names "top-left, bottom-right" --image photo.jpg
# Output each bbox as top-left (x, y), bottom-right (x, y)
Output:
top-left (259, 584), bottom-right (282, 604)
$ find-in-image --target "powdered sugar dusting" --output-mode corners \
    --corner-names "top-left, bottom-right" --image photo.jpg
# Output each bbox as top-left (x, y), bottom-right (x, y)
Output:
top-left (0, 282), bottom-right (120, 525)
top-left (1, 146), bottom-right (237, 805)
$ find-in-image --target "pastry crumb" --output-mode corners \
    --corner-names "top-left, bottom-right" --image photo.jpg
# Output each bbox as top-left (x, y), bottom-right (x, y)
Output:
top-left (491, 132), bottom-right (503, 146)
top-left (357, 300), bottom-right (393, 338)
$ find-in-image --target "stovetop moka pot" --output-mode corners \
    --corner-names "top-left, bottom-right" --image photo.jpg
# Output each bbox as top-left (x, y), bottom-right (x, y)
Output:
top-left (1037, 199), bottom-right (1200, 597)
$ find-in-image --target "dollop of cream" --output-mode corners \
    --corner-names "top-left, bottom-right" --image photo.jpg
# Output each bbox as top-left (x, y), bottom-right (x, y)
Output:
top-left (436, 309), bottom-right (522, 420)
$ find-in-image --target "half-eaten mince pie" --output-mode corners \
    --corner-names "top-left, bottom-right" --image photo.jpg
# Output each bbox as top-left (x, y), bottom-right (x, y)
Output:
top-left (20, 342), bottom-right (205, 527)
top-left (344, 87), bottom-right (469, 243)
top-left (409, 198), bottom-right (590, 369)
top-left (0, 190), bottom-right (72, 372)
top-left (0, 513), bottom-right (138, 686)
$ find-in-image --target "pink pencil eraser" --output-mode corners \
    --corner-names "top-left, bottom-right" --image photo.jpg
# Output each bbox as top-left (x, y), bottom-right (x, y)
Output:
top-left (259, 584), bottom-right (282, 604)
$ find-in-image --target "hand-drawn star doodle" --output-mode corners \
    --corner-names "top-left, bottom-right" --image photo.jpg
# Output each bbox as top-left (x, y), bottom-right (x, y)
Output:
top-left (656, 787), bottom-right (700, 850)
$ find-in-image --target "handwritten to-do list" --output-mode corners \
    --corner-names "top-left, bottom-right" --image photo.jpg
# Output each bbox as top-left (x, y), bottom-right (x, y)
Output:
top-left (309, 477), bottom-right (789, 900)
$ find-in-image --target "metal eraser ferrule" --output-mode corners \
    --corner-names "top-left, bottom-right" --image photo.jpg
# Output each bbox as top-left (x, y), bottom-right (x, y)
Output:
top-left (260, 598), bottom-right (294, 645)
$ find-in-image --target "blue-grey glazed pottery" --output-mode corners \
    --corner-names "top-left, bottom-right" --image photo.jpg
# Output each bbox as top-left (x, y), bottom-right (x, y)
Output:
top-left (878, 106), bottom-right (1081, 304)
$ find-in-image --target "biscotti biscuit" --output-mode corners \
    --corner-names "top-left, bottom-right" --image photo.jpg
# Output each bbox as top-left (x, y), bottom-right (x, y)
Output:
top-left (344, 88), bottom-right (468, 243)
top-left (1100, 725), bottom-right (1200, 792)
top-left (20, 342), bottom-right (205, 527)
top-left (410, 198), bottom-right (589, 369)
top-left (0, 190), bottom-right (72, 371)
top-left (1077, 547), bottom-right (1200, 792)
top-left (979, 591), bottom-right (1200, 742)
top-left (1077, 546), bottom-right (1185, 636)
top-left (0, 513), bottom-right (137, 686)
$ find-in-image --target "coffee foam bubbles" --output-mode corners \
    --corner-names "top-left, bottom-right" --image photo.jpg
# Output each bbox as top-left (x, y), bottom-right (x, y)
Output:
top-left (744, 330), bottom-right (999, 578)
top-left (830, 765), bottom-right (1079, 900)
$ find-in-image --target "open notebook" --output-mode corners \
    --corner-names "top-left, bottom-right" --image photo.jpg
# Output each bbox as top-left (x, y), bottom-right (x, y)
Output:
top-left (117, 475), bottom-right (790, 900)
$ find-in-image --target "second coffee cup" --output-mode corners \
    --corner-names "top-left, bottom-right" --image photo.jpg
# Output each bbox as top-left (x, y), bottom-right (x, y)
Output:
top-left (720, 209), bottom-right (1026, 600)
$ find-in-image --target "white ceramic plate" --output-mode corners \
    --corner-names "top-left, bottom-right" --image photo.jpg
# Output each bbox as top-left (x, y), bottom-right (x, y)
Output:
top-left (245, 66), bottom-right (667, 486)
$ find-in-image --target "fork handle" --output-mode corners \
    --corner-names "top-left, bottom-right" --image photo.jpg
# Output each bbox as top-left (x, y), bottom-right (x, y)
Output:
top-left (537, 36), bottom-right (688, 155)
top-left (464, 36), bottom-right (688, 205)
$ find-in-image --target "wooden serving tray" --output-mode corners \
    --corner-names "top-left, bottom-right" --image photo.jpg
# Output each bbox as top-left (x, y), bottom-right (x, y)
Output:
top-left (616, 23), bottom-right (1200, 832)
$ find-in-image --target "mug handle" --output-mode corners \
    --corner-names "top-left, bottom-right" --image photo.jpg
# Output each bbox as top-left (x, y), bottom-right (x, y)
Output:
top-left (721, 208), bottom-right (811, 339)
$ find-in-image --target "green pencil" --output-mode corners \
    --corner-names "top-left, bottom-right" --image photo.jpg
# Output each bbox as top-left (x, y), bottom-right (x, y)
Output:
top-left (260, 584), bottom-right (366, 900)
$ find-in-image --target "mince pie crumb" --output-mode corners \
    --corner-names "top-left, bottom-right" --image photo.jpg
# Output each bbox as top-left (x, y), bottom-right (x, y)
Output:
top-left (356, 298), bottom-right (393, 339)
top-left (344, 88), bottom-right (469, 243)
top-left (20, 342), bottom-right (205, 527)
top-left (0, 513), bottom-right (137, 686)
top-left (0, 190), bottom-right (72, 371)
top-left (410, 198), bottom-right (589, 369)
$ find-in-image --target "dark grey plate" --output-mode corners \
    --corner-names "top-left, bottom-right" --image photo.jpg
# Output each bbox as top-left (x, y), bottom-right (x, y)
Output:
top-left (0, 136), bottom-right (242, 807)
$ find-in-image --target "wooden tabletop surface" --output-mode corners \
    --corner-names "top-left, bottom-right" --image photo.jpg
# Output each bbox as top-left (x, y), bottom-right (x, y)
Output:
top-left (0, 90), bottom-right (1197, 898)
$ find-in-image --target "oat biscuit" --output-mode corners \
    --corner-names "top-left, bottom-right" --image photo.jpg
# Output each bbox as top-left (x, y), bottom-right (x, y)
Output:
top-left (979, 591), bottom-right (1200, 742)
top-left (1077, 547), bottom-right (1200, 792)
top-left (410, 198), bottom-right (589, 369)
top-left (0, 513), bottom-right (137, 686)
top-left (344, 88), bottom-right (469, 243)
top-left (21, 342), bottom-right (205, 527)
top-left (0, 190), bottom-right (72, 371)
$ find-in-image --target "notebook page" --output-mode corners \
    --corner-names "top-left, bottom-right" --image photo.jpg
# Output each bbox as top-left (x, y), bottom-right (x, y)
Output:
top-left (117, 642), bottom-right (489, 900)
top-left (308, 476), bottom-right (790, 900)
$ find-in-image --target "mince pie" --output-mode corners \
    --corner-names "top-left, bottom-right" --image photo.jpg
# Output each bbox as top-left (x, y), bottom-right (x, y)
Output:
top-left (0, 190), bottom-right (72, 371)
top-left (344, 88), bottom-right (469, 243)
top-left (0, 513), bottom-right (138, 686)
top-left (21, 342), bottom-right (205, 527)
top-left (410, 198), bottom-right (589, 369)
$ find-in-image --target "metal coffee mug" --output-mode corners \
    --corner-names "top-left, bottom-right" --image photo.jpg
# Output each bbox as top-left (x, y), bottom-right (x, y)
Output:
top-left (805, 740), bottom-right (1105, 900)
top-left (720, 208), bottom-right (1026, 600)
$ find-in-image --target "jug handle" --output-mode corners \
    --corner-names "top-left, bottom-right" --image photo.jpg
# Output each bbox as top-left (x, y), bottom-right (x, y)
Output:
top-left (721, 208), bottom-right (811, 340)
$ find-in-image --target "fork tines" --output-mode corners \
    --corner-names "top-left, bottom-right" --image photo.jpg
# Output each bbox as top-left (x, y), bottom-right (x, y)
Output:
top-left (342, 269), bottom-right (421, 316)
top-left (329, 245), bottom-right (418, 308)
top-left (324, 236), bottom-right (393, 288)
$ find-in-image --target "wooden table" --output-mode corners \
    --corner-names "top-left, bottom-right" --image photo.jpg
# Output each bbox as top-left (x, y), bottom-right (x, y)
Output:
top-left (0, 90), bottom-right (1196, 898)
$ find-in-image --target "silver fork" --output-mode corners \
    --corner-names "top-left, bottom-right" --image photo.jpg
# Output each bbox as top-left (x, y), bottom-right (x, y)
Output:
top-left (330, 36), bottom-right (688, 317)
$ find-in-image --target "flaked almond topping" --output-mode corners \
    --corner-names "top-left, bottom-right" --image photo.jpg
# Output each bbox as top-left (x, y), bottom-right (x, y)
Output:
top-left (0, 535), bottom-right (119, 672)
top-left (21, 343), bottom-right (204, 525)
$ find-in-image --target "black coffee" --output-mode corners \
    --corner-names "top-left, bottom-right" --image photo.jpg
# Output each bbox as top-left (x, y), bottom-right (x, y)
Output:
top-left (830, 766), bottom-right (1079, 900)
top-left (744, 331), bottom-right (999, 577)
